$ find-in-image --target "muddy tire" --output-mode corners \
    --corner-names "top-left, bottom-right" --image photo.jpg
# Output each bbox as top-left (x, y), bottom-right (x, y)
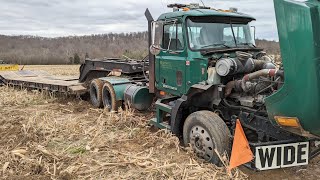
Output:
top-left (183, 111), bottom-right (231, 166)
top-left (102, 82), bottom-right (119, 112)
top-left (89, 79), bottom-right (104, 108)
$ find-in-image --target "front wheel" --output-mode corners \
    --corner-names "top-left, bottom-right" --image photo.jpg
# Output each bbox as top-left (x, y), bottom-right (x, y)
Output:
top-left (183, 111), bottom-right (231, 165)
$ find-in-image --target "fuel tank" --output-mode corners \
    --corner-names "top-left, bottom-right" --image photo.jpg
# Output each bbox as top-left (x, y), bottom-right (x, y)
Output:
top-left (124, 84), bottom-right (154, 111)
top-left (266, 0), bottom-right (320, 137)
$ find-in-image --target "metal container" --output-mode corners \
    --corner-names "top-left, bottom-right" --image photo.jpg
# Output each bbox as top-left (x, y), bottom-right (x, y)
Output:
top-left (124, 84), bottom-right (154, 111)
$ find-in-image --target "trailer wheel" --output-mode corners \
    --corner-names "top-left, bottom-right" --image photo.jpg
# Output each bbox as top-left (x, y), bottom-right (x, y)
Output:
top-left (102, 82), bottom-right (119, 112)
top-left (90, 79), bottom-right (103, 108)
top-left (183, 111), bottom-right (231, 166)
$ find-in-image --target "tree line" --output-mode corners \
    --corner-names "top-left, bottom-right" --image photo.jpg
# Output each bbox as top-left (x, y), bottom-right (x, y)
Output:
top-left (0, 33), bottom-right (279, 65)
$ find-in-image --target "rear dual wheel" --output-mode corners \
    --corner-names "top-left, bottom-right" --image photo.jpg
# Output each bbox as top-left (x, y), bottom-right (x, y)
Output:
top-left (102, 82), bottom-right (119, 112)
top-left (183, 111), bottom-right (231, 166)
top-left (89, 79), bottom-right (119, 111)
top-left (90, 79), bottom-right (104, 108)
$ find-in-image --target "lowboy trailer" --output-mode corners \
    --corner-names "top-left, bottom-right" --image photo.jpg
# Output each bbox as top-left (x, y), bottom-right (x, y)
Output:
top-left (1, 0), bottom-right (320, 171)
top-left (0, 58), bottom-right (149, 96)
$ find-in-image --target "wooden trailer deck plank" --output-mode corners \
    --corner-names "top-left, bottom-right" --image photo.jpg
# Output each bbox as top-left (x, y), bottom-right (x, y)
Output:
top-left (0, 70), bottom-right (86, 94)
top-left (0, 70), bottom-right (78, 81)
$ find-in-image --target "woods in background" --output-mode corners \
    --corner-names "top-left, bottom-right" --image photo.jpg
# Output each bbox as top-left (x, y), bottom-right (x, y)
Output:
top-left (256, 39), bottom-right (280, 56)
top-left (0, 33), bottom-right (279, 65)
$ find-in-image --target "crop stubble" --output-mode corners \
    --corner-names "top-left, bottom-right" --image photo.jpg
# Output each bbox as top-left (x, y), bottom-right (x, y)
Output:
top-left (0, 65), bottom-right (245, 179)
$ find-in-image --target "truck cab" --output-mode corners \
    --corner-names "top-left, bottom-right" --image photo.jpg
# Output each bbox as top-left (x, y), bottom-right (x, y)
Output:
top-left (152, 4), bottom-right (259, 96)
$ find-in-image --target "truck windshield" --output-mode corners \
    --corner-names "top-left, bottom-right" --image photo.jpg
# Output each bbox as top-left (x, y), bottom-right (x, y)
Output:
top-left (187, 17), bottom-right (255, 51)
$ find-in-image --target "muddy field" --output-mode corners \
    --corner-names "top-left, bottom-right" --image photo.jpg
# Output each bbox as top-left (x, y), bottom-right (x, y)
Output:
top-left (0, 65), bottom-right (319, 180)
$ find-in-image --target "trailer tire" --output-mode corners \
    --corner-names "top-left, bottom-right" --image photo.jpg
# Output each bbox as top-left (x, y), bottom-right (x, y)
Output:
top-left (183, 111), bottom-right (230, 166)
top-left (90, 79), bottom-right (104, 108)
top-left (102, 82), bottom-right (119, 112)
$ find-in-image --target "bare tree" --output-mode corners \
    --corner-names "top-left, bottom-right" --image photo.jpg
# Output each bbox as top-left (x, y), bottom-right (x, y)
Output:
top-left (0, 33), bottom-right (278, 65)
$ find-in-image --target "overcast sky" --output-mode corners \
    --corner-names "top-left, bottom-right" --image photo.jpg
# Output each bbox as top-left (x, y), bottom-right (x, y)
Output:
top-left (0, 0), bottom-right (281, 40)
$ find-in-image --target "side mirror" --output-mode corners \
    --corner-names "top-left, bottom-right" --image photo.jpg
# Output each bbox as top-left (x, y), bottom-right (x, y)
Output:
top-left (150, 21), bottom-right (164, 55)
top-left (250, 26), bottom-right (256, 40)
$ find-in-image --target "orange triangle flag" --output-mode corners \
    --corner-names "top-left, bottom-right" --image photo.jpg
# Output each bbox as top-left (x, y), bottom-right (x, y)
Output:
top-left (229, 119), bottom-right (254, 170)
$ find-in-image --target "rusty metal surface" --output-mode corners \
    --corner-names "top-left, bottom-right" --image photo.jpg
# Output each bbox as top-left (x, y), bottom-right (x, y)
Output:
top-left (0, 70), bottom-right (86, 94)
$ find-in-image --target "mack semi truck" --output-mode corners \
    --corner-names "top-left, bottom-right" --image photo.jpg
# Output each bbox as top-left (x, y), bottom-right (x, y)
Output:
top-left (1, 0), bottom-right (320, 171)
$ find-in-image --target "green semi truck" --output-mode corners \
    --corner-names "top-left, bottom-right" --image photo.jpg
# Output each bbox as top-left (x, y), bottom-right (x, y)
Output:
top-left (144, 0), bottom-right (320, 170)
top-left (1, 0), bottom-right (319, 171)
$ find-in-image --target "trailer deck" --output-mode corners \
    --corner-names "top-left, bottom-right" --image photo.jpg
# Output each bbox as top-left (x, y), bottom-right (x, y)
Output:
top-left (0, 58), bottom-right (148, 96)
top-left (0, 70), bottom-right (86, 94)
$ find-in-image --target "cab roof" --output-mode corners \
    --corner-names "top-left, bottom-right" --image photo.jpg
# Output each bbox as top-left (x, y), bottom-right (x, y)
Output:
top-left (157, 9), bottom-right (256, 21)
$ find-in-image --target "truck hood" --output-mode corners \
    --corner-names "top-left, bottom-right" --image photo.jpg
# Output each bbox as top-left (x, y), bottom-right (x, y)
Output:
top-left (266, 0), bottom-right (320, 137)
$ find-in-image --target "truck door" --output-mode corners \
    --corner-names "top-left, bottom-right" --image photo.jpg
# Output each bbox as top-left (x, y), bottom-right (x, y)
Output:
top-left (156, 22), bottom-right (186, 96)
